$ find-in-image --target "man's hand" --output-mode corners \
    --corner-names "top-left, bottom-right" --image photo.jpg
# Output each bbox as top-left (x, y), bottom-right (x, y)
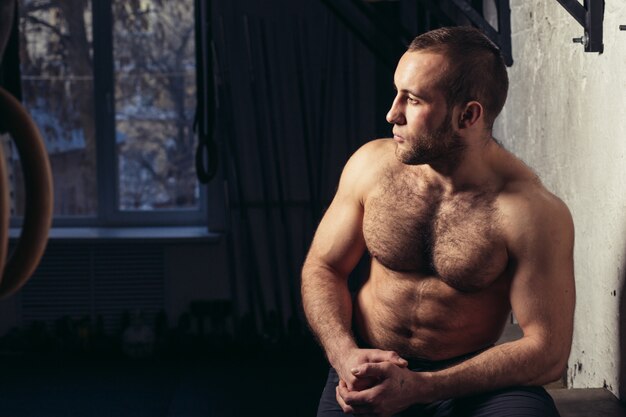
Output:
top-left (336, 361), bottom-right (430, 417)
top-left (335, 348), bottom-right (408, 391)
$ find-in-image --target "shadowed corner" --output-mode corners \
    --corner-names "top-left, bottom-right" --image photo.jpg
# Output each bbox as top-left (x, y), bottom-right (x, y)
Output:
top-left (547, 255), bottom-right (626, 417)
top-left (617, 255), bottom-right (626, 403)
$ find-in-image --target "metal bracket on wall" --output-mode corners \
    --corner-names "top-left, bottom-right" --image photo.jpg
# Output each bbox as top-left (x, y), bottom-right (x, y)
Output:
top-left (555, 0), bottom-right (604, 53)
top-left (323, 0), bottom-right (514, 68)
top-left (417, 0), bottom-right (513, 66)
top-left (448, 0), bottom-right (512, 66)
top-left (320, 0), bottom-right (412, 71)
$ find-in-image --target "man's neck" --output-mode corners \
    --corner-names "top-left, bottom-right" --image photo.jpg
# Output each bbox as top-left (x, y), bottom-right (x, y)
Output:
top-left (422, 137), bottom-right (499, 193)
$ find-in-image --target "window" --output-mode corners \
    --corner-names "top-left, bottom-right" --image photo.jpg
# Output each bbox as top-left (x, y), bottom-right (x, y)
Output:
top-left (14, 0), bottom-right (204, 226)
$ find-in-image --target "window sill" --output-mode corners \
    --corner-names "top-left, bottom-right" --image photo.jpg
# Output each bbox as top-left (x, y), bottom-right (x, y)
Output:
top-left (9, 226), bottom-right (221, 244)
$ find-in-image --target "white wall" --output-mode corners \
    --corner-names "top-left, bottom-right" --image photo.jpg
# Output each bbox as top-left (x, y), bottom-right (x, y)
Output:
top-left (495, 0), bottom-right (626, 397)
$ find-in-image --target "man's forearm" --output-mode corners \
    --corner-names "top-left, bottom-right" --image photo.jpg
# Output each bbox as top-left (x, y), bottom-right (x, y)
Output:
top-left (418, 338), bottom-right (566, 402)
top-left (301, 262), bottom-right (358, 366)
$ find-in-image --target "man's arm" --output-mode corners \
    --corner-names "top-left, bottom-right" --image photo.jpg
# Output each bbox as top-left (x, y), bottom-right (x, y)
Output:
top-left (301, 140), bottom-right (407, 391)
top-left (338, 188), bottom-right (575, 415)
top-left (425, 190), bottom-right (576, 395)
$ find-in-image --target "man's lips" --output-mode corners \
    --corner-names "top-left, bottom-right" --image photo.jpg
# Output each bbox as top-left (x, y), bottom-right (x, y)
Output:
top-left (393, 133), bottom-right (405, 142)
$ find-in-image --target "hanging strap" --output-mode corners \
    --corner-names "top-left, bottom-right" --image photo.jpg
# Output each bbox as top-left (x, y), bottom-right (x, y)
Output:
top-left (193, 0), bottom-right (218, 184)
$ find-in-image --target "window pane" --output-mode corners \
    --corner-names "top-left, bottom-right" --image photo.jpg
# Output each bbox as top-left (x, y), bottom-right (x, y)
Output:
top-left (112, 1), bottom-right (199, 212)
top-left (19, 0), bottom-right (97, 217)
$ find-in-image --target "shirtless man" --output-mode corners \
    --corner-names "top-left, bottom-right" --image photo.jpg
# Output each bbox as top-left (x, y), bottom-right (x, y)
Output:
top-left (301, 26), bottom-right (575, 417)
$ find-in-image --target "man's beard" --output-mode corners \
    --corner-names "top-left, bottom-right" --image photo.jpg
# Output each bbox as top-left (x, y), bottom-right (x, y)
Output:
top-left (396, 114), bottom-right (466, 167)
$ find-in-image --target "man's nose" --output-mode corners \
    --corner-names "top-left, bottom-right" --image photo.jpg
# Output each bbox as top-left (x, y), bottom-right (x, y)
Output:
top-left (386, 98), bottom-right (405, 125)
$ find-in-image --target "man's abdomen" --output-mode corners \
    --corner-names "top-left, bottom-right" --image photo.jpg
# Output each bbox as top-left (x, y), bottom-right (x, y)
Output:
top-left (353, 266), bottom-right (512, 361)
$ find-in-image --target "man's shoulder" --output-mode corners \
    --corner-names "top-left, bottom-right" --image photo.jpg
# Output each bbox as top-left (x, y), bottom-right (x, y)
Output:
top-left (343, 138), bottom-right (396, 177)
top-left (337, 138), bottom-right (396, 200)
top-left (498, 177), bottom-right (569, 217)
top-left (350, 138), bottom-right (395, 161)
top-left (496, 177), bottom-right (574, 248)
top-left (490, 145), bottom-right (568, 221)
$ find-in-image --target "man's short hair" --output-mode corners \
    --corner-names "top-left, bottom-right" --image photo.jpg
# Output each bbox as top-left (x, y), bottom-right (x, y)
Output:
top-left (408, 26), bottom-right (509, 130)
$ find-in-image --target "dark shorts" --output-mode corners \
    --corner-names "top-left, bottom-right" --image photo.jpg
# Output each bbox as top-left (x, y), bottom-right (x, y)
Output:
top-left (317, 354), bottom-right (561, 417)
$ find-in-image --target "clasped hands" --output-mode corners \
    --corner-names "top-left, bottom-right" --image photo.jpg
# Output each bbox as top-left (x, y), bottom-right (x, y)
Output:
top-left (335, 348), bottom-right (431, 416)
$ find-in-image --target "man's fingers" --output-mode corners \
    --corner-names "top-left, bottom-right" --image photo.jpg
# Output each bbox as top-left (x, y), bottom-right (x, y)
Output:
top-left (342, 374), bottom-right (374, 392)
top-left (386, 351), bottom-right (408, 367)
top-left (343, 371), bottom-right (379, 391)
top-left (364, 349), bottom-right (408, 367)
top-left (351, 362), bottom-right (389, 379)
top-left (338, 383), bottom-right (379, 415)
top-left (340, 384), bottom-right (379, 407)
top-left (336, 384), bottom-right (354, 413)
top-left (339, 379), bottom-right (349, 390)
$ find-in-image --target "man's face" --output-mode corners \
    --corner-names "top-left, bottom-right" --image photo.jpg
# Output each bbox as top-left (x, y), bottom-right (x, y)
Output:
top-left (386, 51), bottom-right (464, 166)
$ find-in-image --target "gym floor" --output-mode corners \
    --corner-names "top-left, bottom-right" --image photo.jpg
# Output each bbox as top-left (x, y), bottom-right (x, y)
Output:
top-left (0, 345), bottom-right (329, 417)
top-left (0, 344), bottom-right (624, 416)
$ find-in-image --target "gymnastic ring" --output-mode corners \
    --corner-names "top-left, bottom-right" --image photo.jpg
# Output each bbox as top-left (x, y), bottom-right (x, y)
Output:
top-left (0, 86), bottom-right (53, 298)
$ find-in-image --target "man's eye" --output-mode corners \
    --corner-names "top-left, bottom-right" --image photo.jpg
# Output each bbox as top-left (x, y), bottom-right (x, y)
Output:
top-left (407, 97), bottom-right (418, 104)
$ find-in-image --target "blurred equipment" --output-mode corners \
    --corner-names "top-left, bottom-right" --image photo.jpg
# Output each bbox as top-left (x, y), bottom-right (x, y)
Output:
top-left (0, 0), bottom-right (53, 298)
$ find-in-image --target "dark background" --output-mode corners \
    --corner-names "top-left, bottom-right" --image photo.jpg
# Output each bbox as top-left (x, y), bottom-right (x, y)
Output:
top-left (0, 0), bottom-right (502, 415)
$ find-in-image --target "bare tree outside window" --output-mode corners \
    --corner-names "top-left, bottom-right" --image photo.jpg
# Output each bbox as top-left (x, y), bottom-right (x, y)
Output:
top-left (19, 0), bottom-right (97, 217)
top-left (113, 0), bottom-right (198, 211)
top-left (16, 0), bottom-right (199, 219)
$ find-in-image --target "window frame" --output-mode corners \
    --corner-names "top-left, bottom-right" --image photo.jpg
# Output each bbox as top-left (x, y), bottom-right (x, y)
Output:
top-left (15, 0), bottom-right (207, 228)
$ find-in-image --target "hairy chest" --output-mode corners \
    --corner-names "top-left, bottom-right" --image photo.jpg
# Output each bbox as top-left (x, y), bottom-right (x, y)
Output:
top-left (362, 175), bottom-right (508, 291)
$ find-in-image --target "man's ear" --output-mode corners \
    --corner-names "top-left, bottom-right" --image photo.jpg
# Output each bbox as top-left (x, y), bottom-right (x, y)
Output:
top-left (458, 101), bottom-right (483, 129)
